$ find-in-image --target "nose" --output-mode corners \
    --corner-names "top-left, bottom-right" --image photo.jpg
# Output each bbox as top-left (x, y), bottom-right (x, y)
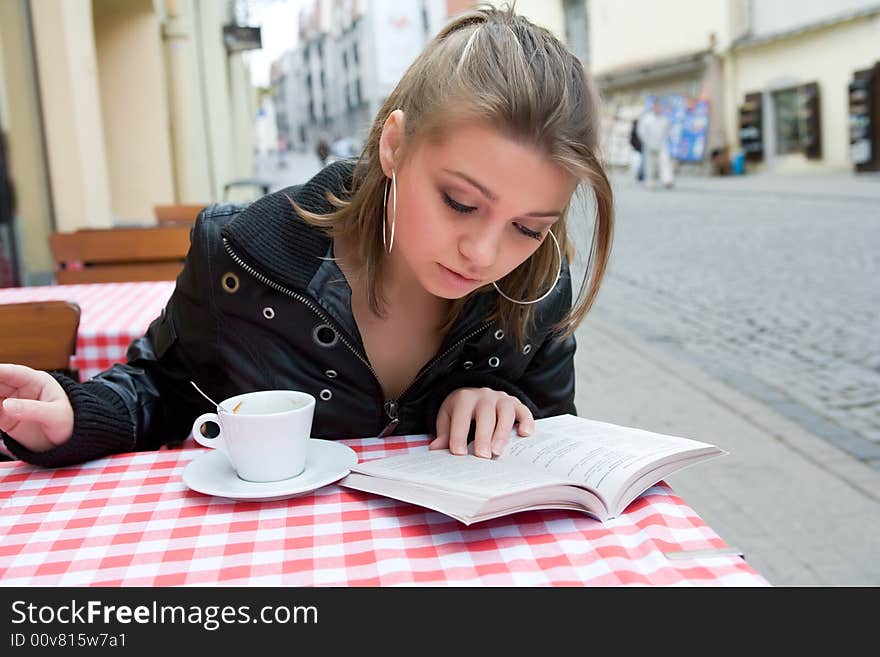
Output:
top-left (458, 222), bottom-right (502, 271)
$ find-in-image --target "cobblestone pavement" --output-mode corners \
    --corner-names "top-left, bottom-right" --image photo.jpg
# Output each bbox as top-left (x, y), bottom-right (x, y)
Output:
top-left (568, 172), bottom-right (880, 468)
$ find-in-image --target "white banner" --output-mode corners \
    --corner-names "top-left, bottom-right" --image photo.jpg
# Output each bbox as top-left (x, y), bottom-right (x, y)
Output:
top-left (373, 0), bottom-right (425, 91)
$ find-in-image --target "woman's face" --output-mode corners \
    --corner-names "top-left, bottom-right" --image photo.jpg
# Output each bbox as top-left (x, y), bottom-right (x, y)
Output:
top-left (383, 121), bottom-right (578, 300)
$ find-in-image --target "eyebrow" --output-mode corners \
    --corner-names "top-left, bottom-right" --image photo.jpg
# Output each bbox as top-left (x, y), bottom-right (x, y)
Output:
top-left (442, 168), bottom-right (563, 219)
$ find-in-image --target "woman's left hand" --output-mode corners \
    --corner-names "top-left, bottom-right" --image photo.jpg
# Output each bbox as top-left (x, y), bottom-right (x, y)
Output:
top-left (429, 387), bottom-right (534, 459)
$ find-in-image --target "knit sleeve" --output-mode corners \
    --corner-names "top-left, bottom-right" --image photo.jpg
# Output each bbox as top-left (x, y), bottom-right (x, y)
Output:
top-left (2, 372), bottom-right (134, 467)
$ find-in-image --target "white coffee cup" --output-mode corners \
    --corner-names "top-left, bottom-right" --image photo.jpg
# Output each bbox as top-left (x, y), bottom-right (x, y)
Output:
top-left (191, 390), bottom-right (316, 482)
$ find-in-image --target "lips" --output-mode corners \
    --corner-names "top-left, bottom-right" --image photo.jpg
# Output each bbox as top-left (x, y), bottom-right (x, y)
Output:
top-left (442, 265), bottom-right (481, 282)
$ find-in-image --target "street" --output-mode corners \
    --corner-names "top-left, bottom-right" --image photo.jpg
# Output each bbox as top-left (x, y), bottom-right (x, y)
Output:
top-left (576, 172), bottom-right (880, 467)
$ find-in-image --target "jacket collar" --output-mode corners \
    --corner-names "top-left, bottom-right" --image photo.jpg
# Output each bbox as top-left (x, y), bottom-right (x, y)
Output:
top-left (220, 160), bottom-right (355, 291)
top-left (220, 159), bottom-right (501, 345)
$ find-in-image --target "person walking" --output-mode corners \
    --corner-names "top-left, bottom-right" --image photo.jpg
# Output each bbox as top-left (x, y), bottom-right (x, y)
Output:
top-left (629, 119), bottom-right (644, 182)
top-left (316, 135), bottom-right (330, 167)
top-left (636, 101), bottom-right (674, 188)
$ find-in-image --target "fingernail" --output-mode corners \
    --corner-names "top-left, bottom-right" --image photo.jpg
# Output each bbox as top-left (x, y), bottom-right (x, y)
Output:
top-left (3, 399), bottom-right (20, 414)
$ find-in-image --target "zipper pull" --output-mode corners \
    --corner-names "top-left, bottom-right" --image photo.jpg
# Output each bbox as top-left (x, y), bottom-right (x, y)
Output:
top-left (379, 400), bottom-right (400, 437)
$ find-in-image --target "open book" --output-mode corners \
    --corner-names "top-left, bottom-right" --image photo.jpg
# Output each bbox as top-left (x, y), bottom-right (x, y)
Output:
top-left (340, 414), bottom-right (725, 525)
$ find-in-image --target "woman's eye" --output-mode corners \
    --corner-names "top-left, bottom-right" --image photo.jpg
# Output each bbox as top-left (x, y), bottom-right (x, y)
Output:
top-left (515, 223), bottom-right (543, 241)
top-left (442, 192), bottom-right (477, 214)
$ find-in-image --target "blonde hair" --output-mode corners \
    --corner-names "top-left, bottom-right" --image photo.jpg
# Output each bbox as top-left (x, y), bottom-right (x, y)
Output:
top-left (296, 3), bottom-right (613, 347)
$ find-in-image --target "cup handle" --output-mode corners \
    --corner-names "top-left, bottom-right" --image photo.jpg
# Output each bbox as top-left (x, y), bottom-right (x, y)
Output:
top-left (192, 412), bottom-right (225, 451)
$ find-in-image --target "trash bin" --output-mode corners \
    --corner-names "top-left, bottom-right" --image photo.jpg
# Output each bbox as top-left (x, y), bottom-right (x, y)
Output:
top-left (731, 150), bottom-right (745, 176)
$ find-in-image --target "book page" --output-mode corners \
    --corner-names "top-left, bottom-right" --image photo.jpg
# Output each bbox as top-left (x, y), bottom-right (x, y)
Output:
top-left (503, 414), bottom-right (720, 502)
top-left (349, 447), bottom-right (572, 498)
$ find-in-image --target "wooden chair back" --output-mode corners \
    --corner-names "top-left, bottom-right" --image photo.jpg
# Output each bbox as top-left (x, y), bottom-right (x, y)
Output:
top-left (49, 225), bottom-right (191, 284)
top-left (0, 301), bottom-right (81, 377)
top-left (153, 204), bottom-right (206, 225)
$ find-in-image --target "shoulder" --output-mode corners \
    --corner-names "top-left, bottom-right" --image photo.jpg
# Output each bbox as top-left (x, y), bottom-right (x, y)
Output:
top-left (504, 256), bottom-right (573, 338)
top-left (294, 159), bottom-right (356, 210)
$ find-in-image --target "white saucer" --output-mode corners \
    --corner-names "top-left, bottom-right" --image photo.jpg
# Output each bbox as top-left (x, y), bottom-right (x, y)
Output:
top-left (182, 439), bottom-right (358, 502)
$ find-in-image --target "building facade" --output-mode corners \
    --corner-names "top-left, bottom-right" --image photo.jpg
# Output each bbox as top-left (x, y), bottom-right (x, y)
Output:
top-left (0, 0), bottom-right (257, 284)
top-left (728, 0), bottom-right (880, 172)
top-left (274, 0), bottom-right (449, 154)
top-left (589, 0), bottom-right (880, 173)
top-left (273, 0), bottom-right (575, 155)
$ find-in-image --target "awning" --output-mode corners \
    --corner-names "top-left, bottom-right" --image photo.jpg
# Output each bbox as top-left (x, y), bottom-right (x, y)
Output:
top-left (595, 49), bottom-right (711, 92)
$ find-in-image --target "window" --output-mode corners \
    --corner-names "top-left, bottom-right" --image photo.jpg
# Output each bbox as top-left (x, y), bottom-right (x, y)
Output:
top-left (353, 42), bottom-right (359, 64)
top-left (342, 50), bottom-right (348, 69)
top-left (773, 87), bottom-right (801, 155)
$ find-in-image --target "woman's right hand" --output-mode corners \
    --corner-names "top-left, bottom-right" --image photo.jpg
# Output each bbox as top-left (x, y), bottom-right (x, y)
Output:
top-left (0, 364), bottom-right (74, 453)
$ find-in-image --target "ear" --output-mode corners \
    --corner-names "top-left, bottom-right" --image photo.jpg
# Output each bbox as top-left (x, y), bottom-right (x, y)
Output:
top-left (378, 109), bottom-right (406, 177)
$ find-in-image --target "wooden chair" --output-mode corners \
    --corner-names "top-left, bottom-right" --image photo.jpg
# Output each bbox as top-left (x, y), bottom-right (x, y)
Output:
top-left (49, 225), bottom-right (191, 284)
top-left (0, 300), bottom-right (81, 379)
top-left (153, 204), bottom-right (206, 225)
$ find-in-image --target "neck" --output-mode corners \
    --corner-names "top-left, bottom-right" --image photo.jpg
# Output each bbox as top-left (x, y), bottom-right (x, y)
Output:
top-left (381, 252), bottom-right (451, 325)
top-left (335, 234), bottom-right (451, 327)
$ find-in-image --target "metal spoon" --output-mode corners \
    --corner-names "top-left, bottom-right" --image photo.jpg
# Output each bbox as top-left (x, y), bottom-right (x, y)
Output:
top-left (190, 381), bottom-right (232, 413)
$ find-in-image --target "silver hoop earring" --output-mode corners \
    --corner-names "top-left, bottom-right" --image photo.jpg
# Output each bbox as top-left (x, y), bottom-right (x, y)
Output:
top-left (492, 230), bottom-right (562, 305)
top-left (382, 170), bottom-right (397, 254)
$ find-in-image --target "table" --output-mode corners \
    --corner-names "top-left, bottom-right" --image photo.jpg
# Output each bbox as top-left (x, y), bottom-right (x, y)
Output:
top-left (0, 435), bottom-right (769, 586)
top-left (0, 282), bottom-right (174, 381)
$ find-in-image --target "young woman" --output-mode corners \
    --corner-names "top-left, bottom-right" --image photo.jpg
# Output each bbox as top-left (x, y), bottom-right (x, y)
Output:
top-left (0, 6), bottom-right (613, 467)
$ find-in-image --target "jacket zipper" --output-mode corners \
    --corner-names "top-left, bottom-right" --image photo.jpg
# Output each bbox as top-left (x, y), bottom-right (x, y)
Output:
top-left (379, 321), bottom-right (490, 436)
top-left (224, 238), bottom-right (490, 436)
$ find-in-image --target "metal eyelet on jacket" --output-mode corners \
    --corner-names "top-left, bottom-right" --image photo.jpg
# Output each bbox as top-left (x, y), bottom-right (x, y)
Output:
top-left (262, 307), bottom-right (275, 320)
top-left (494, 329), bottom-right (504, 340)
top-left (463, 360), bottom-right (474, 369)
top-left (319, 389), bottom-right (332, 401)
top-left (489, 356), bottom-right (500, 368)
top-left (312, 324), bottom-right (338, 348)
top-left (325, 369), bottom-right (337, 378)
top-left (221, 272), bottom-right (240, 293)
top-left (522, 344), bottom-right (532, 355)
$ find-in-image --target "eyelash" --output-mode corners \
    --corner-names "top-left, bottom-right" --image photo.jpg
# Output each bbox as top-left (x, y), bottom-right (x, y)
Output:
top-left (441, 192), bottom-right (544, 241)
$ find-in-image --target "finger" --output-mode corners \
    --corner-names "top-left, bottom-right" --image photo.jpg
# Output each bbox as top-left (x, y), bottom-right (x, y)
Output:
top-left (472, 399), bottom-right (497, 459)
top-left (0, 407), bottom-right (20, 434)
top-left (491, 400), bottom-right (517, 456)
top-left (448, 397), bottom-right (477, 456)
top-left (515, 403), bottom-right (535, 436)
top-left (3, 398), bottom-right (72, 446)
top-left (3, 398), bottom-right (62, 429)
top-left (430, 409), bottom-right (451, 450)
top-left (0, 363), bottom-right (43, 389)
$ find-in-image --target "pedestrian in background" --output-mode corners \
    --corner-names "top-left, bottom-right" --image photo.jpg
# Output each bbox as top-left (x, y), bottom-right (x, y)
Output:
top-left (637, 100), bottom-right (674, 188)
top-left (316, 135), bottom-right (330, 167)
top-left (629, 119), bottom-right (644, 182)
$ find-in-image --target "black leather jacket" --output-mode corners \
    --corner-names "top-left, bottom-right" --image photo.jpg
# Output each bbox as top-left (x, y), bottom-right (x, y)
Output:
top-left (4, 161), bottom-right (576, 467)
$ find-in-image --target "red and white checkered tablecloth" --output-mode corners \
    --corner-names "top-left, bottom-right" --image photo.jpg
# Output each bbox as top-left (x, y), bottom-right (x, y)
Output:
top-left (0, 282), bottom-right (174, 381)
top-left (0, 434), bottom-right (770, 586)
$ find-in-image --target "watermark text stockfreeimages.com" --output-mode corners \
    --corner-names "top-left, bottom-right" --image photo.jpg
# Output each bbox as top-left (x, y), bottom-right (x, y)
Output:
top-left (10, 599), bottom-right (318, 632)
